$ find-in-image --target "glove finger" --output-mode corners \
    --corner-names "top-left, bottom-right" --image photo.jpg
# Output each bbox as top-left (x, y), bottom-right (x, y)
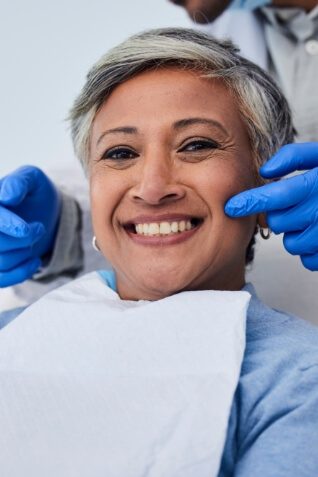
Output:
top-left (225, 169), bottom-right (316, 217)
top-left (0, 222), bottom-right (45, 252)
top-left (266, 194), bottom-right (318, 234)
top-left (283, 222), bottom-right (318, 256)
top-left (0, 248), bottom-right (34, 272)
top-left (9, 166), bottom-right (44, 195)
top-left (260, 143), bottom-right (318, 178)
top-left (0, 257), bottom-right (41, 288)
top-left (301, 252), bottom-right (318, 272)
top-left (0, 166), bottom-right (46, 207)
top-left (0, 204), bottom-right (31, 237)
top-left (0, 174), bottom-right (29, 206)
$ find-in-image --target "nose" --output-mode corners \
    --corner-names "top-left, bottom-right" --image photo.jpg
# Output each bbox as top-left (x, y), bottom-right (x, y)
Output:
top-left (130, 153), bottom-right (186, 206)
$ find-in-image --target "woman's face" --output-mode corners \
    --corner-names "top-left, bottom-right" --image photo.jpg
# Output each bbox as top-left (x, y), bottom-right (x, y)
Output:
top-left (90, 68), bottom-right (258, 300)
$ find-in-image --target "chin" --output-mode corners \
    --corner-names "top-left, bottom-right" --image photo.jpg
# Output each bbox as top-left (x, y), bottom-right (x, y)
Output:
top-left (137, 271), bottom-right (191, 301)
top-left (186, 0), bottom-right (231, 23)
top-left (144, 280), bottom-right (184, 301)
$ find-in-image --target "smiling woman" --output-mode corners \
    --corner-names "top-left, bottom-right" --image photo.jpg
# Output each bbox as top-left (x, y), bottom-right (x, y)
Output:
top-left (69, 28), bottom-right (293, 301)
top-left (89, 68), bottom-right (261, 300)
top-left (0, 28), bottom-right (318, 477)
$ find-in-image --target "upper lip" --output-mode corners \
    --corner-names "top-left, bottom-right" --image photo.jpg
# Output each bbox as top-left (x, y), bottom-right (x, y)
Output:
top-left (121, 213), bottom-right (202, 225)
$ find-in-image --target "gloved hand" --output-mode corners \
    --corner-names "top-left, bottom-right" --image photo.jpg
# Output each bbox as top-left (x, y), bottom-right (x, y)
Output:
top-left (0, 166), bottom-right (61, 287)
top-left (225, 143), bottom-right (318, 271)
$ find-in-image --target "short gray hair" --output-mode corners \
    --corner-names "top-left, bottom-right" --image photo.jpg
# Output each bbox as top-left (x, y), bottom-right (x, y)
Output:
top-left (69, 27), bottom-right (294, 174)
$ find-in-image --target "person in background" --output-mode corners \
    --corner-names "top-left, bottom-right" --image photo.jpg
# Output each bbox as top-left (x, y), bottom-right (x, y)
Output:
top-left (0, 0), bottom-right (318, 309)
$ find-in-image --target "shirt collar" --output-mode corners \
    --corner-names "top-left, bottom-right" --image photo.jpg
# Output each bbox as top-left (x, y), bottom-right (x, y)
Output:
top-left (260, 5), bottom-right (318, 41)
top-left (242, 282), bottom-right (257, 296)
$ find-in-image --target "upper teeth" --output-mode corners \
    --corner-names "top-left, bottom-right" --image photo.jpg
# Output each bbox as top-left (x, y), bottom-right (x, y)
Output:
top-left (135, 220), bottom-right (193, 236)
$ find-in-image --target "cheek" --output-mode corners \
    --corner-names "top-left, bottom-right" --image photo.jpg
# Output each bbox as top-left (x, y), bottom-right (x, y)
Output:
top-left (196, 162), bottom-right (256, 246)
top-left (197, 160), bottom-right (255, 210)
top-left (89, 173), bottom-right (116, 238)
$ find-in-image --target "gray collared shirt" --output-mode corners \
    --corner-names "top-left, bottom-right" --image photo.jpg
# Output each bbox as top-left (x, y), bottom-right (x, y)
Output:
top-left (260, 5), bottom-right (318, 142)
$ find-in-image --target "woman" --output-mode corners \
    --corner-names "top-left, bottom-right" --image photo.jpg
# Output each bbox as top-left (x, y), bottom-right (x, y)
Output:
top-left (0, 28), bottom-right (317, 476)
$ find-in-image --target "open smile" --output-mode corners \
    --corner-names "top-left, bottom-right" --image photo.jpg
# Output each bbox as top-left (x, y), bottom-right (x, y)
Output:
top-left (122, 214), bottom-right (204, 246)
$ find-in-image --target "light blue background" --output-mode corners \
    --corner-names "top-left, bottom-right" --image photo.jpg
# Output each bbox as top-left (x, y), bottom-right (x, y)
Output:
top-left (0, 0), bottom-right (191, 177)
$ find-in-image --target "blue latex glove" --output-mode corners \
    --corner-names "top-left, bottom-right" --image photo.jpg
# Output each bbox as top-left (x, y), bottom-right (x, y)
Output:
top-left (230, 0), bottom-right (271, 9)
top-left (0, 166), bottom-right (61, 287)
top-left (225, 143), bottom-right (318, 271)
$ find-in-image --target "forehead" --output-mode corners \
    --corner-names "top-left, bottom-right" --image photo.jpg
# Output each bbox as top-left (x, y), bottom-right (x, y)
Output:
top-left (91, 68), bottom-right (246, 138)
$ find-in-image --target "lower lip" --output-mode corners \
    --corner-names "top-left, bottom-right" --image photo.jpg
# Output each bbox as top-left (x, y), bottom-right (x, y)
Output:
top-left (125, 223), bottom-right (203, 246)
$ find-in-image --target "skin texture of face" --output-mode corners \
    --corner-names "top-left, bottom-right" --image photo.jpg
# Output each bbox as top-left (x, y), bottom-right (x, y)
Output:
top-left (90, 68), bottom-right (260, 301)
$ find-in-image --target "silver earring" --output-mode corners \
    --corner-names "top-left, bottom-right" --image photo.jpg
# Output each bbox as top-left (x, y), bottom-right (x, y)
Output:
top-left (92, 236), bottom-right (100, 252)
top-left (260, 227), bottom-right (271, 240)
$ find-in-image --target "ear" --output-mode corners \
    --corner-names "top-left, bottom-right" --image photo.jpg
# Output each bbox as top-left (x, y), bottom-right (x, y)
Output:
top-left (257, 213), bottom-right (268, 229)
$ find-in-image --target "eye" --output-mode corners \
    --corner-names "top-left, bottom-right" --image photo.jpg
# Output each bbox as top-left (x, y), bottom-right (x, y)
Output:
top-left (180, 139), bottom-right (220, 152)
top-left (102, 147), bottom-right (138, 160)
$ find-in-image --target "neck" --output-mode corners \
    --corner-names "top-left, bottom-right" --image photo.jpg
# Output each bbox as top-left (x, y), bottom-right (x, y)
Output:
top-left (271, 0), bottom-right (317, 11)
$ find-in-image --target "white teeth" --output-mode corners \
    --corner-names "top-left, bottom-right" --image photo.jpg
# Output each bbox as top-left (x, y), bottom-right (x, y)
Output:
top-left (148, 223), bottom-right (160, 235)
top-left (179, 220), bottom-right (186, 232)
top-left (134, 219), bottom-right (196, 236)
top-left (171, 221), bottom-right (179, 233)
top-left (159, 222), bottom-right (171, 235)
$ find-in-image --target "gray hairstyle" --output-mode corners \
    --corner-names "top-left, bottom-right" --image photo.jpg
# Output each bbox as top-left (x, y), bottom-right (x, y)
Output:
top-left (69, 27), bottom-right (294, 174)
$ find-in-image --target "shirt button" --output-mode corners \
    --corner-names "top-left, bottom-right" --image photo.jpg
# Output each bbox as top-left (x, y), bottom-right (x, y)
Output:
top-left (305, 39), bottom-right (318, 55)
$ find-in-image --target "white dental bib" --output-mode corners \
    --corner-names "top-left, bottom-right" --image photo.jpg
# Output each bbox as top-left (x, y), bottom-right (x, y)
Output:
top-left (0, 272), bottom-right (250, 477)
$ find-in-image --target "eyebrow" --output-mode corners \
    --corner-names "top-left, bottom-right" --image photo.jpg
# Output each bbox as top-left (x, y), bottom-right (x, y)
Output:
top-left (97, 127), bottom-right (137, 146)
top-left (96, 117), bottom-right (228, 146)
top-left (173, 117), bottom-right (228, 135)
